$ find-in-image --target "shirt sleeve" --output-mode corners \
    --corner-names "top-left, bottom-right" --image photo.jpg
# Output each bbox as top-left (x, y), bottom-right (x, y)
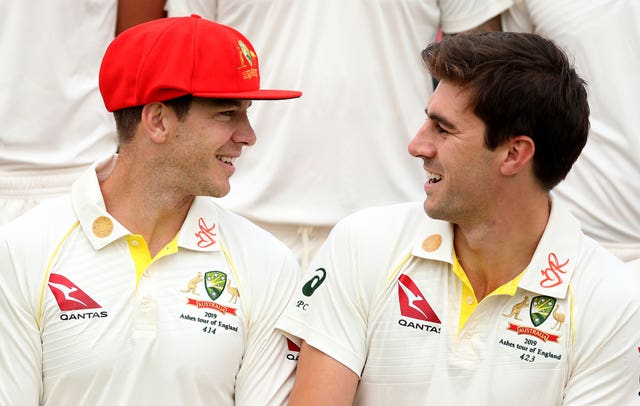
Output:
top-left (234, 247), bottom-right (300, 406)
top-left (439, 0), bottom-right (514, 34)
top-left (562, 268), bottom-right (640, 404)
top-left (0, 229), bottom-right (43, 405)
top-left (276, 218), bottom-right (370, 377)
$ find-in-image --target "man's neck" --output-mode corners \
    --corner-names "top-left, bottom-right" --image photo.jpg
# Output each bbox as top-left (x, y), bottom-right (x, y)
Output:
top-left (99, 159), bottom-right (194, 257)
top-left (453, 194), bottom-right (551, 301)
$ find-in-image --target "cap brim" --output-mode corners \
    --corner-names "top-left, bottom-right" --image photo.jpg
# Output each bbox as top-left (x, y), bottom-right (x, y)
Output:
top-left (193, 89), bottom-right (302, 100)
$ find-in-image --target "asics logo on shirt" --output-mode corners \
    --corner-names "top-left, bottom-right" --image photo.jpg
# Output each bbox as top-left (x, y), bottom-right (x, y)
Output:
top-left (302, 268), bottom-right (327, 297)
top-left (398, 274), bottom-right (441, 323)
top-left (48, 273), bottom-right (101, 311)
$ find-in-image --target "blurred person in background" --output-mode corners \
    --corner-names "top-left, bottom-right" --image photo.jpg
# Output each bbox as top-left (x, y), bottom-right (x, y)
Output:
top-left (502, 0), bottom-right (640, 263)
top-left (0, 0), bottom-right (165, 225)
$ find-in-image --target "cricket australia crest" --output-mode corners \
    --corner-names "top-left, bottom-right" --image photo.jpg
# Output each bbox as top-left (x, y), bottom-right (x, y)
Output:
top-left (205, 271), bottom-right (227, 301)
top-left (530, 295), bottom-right (556, 327)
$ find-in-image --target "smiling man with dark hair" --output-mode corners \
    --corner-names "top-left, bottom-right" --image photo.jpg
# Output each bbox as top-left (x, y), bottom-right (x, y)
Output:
top-left (277, 32), bottom-right (640, 405)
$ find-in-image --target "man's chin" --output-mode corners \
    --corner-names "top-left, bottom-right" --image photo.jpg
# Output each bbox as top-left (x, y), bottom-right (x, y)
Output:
top-left (423, 200), bottom-right (444, 220)
top-left (212, 189), bottom-right (230, 198)
top-left (202, 183), bottom-right (230, 199)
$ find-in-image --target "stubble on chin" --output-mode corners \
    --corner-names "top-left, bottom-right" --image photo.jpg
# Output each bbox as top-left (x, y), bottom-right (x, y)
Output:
top-left (423, 194), bottom-right (452, 222)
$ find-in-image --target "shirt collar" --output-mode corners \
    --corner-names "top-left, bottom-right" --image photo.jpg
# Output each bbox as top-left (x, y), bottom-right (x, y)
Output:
top-left (410, 217), bottom-right (455, 264)
top-left (409, 195), bottom-right (581, 299)
top-left (72, 155), bottom-right (222, 253)
top-left (72, 155), bottom-right (130, 250)
top-left (177, 196), bottom-right (221, 252)
top-left (517, 196), bottom-right (581, 299)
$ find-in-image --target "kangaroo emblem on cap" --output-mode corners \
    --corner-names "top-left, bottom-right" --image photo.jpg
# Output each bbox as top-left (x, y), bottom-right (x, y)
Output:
top-left (237, 40), bottom-right (258, 79)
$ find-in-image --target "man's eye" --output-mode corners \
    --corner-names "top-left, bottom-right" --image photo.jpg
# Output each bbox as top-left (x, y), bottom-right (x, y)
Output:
top-left (435, 123), bottom-right (448, 134)
top-left (214, 110), bottom-right (237, 120)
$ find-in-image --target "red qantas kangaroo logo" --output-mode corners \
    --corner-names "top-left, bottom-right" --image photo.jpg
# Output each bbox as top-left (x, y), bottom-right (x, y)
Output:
top-left (286, 339), bottom-right (301, 361)
top-left (287, 339), bottom-right (300, 352)
top-left (48, 273), bottom-right (101, 311)
top-left (398, 274), bottom-right (441, 323)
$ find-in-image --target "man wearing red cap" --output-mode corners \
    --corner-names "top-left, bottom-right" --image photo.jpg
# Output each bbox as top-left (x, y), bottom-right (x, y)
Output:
top-left (0, 15), bottom-right (301, 405)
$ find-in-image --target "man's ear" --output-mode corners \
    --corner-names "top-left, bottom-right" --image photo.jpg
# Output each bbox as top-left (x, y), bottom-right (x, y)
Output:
top-left (140, 102), bottom-right (174, 144)
top-left (500, 135), bottom-right (535, 176)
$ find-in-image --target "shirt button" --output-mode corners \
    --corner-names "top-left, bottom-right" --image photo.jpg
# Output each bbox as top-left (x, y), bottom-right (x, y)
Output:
top-left (143, 270), bottom-right (150, 277)
top-left (466, 296), bottom-right (475, 305)
top-left (130, 239), bottom-right (139, 247)
top-left (140, 298), bottom-right (149, 306)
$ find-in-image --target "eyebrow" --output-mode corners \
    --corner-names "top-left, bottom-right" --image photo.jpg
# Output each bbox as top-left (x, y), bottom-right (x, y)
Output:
top-left (425, 108), bottom-right (457, 131)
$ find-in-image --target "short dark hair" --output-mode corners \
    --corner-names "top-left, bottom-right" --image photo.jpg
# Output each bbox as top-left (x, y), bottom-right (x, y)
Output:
top-left (422, 32), bottom-right (589, 190)
top-left (113, 95), bottom-right (194, 144)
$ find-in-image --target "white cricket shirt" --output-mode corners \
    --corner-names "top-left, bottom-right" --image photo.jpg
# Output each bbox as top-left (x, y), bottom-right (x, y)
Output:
top-left (0, 156), bottom-right (300, 405)
top-left (277, 200), bottom-right (640, 404)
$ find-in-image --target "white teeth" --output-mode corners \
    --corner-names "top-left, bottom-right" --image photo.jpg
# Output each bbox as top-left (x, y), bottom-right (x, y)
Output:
top-left (427, 172), bottom-right (442, 183)
top-left (218, 156), bottom-right (236, 165)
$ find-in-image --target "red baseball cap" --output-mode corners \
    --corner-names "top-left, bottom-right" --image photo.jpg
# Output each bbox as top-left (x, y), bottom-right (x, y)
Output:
top-left (99, 15), bottom-right (301, 112)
